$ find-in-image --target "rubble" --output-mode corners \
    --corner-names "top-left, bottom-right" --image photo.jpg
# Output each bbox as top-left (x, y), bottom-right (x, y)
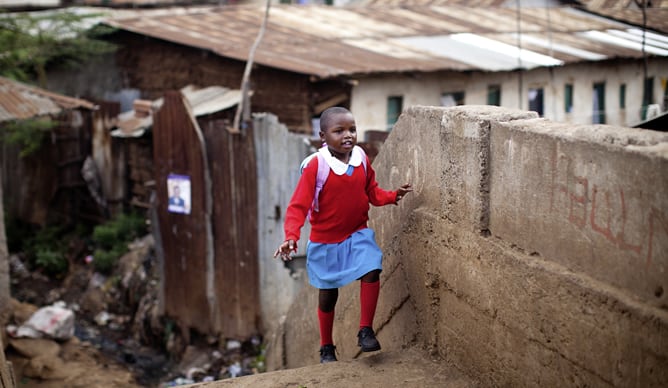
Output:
top-left (4, 233), bottom-right (266, 387)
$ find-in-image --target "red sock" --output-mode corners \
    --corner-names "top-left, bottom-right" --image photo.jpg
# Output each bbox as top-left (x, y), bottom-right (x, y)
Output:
top-left (318, 308), bottom-right (335, 346)
top-left (360, 280), bottom-right (380, 329)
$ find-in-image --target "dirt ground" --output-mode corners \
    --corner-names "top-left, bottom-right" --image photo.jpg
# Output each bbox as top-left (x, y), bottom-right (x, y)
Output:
top-left (196, 347), bottom-right (476, 388)
top-left (5, 337), bottom-right (141, 388)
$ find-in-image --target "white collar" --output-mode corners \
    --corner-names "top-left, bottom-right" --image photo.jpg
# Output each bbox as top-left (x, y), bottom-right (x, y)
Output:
top-left (318, 145), bottom-right (363, 175)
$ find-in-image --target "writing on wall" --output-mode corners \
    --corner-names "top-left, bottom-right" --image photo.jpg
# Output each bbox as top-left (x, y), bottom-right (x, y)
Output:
top-left (549, 147), bottom-right (667, 268)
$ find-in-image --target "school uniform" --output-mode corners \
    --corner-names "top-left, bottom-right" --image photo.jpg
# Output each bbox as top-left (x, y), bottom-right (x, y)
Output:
top-left (284, 146), bottom-right (398, 289)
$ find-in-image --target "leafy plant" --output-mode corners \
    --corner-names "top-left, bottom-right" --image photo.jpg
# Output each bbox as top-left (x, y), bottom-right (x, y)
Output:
top-left (1, 118), bottom-right (55, 157)
top-left (92, 246), bottom-right (126, 274)
top-left (91, 212), bottom-right (147, 273)
top-left (249, 345), bottom-right (267, 373)
top-left (0, 9), bottom-right (117, 83)
top-left (24, 224), bottom-right (69, 276)
top-left (34, 247), bottom-right (67, 275)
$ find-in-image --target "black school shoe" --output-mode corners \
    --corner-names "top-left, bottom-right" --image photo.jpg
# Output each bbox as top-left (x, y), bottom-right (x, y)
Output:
top-left (357, 326), bottom-right (381, 352)
top-left (319, 344), bottom-right (337, 363)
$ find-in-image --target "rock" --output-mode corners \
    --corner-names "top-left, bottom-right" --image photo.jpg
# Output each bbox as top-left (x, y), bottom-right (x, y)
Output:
top-left (9, 298), bottom-right (38, 325)
top-left (9, 338), bottom-right (61, 358)
top-left (80, 287), bottom-right (108, 314)
top-left (23, 354), bottom-right (70, 380)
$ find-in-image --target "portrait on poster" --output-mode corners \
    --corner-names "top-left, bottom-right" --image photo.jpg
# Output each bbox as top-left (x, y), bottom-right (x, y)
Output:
top-left (167, 174), bottom-right (191, 214)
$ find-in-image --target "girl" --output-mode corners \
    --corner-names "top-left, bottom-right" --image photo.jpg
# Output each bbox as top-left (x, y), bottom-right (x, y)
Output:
top-left (274, 107), bottom-right (412, 363)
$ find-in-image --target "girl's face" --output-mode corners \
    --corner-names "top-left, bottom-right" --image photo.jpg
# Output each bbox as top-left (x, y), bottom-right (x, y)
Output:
top-left (320, 112), bottom-right (357, 159)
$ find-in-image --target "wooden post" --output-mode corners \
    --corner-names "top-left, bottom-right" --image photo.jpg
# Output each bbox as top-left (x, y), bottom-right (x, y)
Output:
top-left (0, 335), bottom-right (17, 388)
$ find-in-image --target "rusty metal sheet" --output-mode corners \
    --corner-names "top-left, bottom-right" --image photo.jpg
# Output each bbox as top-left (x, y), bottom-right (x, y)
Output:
top-left (154, 91), bottom-right (213, 334)
top-left (112, 85), bottom-right (241, 137)
top-left (154, 90), bottom-right (258, 337)
top-left (105, 4), bottom-right (668, 78)
top-left (0, 76), bottom-right (94, 123)
top-left (200, 116), bottom-right (259, 339)
top-left (576, 0), bottom-right (668, 33)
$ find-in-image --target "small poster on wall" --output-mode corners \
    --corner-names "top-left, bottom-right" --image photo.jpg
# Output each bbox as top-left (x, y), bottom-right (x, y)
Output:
top-left (167, 174), bottom-right (191, 214)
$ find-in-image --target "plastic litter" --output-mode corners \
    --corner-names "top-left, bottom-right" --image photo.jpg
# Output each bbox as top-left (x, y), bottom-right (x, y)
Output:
top-left (12, 303), bottom-right (75, 340)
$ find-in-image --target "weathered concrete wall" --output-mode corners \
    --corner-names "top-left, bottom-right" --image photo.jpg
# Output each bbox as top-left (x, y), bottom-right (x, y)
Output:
top-left (267, 105), bottom-right (668, 387)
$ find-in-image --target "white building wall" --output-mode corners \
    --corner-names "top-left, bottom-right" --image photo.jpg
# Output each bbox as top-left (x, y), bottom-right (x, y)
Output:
top-left (350, 58), bottom-right (668, 140)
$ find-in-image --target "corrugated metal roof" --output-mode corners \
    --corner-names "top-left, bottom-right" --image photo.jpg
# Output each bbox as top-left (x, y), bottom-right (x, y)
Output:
top-left (578, 5), bottom-right (668, 34)
top-left (0, 76), bottom-right (95, 123)
top-left (0, 0), bottom-right (61, 7)
top-left (104, 4), bottom-right (668, 78)
top-left (111, 84), bottom-right (241, 137)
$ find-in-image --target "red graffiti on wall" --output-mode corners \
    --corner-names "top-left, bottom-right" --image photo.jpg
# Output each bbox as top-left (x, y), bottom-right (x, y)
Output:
top-left (590, 185), bottom-right (642, 255)
top-left (550, 149), bottom-right (666, 267)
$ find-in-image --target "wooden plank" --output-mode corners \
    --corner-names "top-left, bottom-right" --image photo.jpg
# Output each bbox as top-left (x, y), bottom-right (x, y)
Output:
top-left (0, 335), bottom-right (17, 388)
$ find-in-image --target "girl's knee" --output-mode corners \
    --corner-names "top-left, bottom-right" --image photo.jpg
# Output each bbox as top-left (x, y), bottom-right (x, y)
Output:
top-left (319, 288), bottom-right (339, 312)
top-left (361, 270), bottom-right (380, 283)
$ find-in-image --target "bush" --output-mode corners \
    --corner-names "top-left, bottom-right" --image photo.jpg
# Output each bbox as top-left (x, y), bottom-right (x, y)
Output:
top-left (92, 247), bottom-right (126, 274)
top-left (24, 225), bottom-right (69, 276)
top-left (35, 248), bottom-right (68, 275)
top-left (91, 212), bottom-right (147, 274)
top-left (0, 118), bottom-right (54, 157)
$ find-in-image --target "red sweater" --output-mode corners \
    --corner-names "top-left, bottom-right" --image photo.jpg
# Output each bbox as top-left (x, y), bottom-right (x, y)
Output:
top-left (284, 155), bottom-right (397, 244)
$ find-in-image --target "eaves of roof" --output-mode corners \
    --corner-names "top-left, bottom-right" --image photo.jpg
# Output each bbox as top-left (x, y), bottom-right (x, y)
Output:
top-left (103, 4), bottom-right (668, 79)
top-left (0, 76), bottom-right (96, 123)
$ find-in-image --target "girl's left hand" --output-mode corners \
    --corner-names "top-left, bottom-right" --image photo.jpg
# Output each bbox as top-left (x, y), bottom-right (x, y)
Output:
top-left (274, 239), bottom-right (297, 261)
top-left (395, 183), bottom-right (413, 202)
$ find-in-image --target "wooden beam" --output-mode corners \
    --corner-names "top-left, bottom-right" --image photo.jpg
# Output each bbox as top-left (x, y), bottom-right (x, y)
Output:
top-left (314, 93), bottom-right (348, 115)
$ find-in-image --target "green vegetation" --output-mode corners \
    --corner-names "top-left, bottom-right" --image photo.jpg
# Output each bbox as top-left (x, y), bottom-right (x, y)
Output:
top-left (0, 118), bottom-right (55, 157)
top-left (92, 212), bottom-right (147, 274)
top-left (0, 9), bottom-right (117, 83)
top-left (249, 344), bottom-right (267, 373)
top-left (6, 211), bottom-right (146, 277)
top-left (20, 223), bottom-right (85, 277)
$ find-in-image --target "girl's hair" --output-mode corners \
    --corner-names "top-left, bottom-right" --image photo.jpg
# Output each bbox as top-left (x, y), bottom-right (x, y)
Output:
top-left (319, 107), bottom-right (351, 133)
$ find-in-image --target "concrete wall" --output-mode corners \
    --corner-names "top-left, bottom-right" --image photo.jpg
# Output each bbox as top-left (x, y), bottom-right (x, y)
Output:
top-left (266, 105), bottom-right (668, 387)
top-left (351, 57), bottom-right (668, 140)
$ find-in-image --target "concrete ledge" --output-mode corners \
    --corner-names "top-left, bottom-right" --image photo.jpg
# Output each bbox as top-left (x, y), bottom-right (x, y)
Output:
top-left (489, 119), bottom-right (668, 307)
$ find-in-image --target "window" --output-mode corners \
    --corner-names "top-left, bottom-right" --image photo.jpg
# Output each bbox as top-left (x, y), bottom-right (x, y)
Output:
top-left (441, 91), bottom-right (465, 107)
top-left (528, 88), bottom-right (544, 116)
top-left (593, 82), bottom-right (606, 124)
top-left (564, 84), bottom-right (573, 113)
top-left (642, 77), bottom-right (654, 120)
top-left (487, 85), bottom-right (501, 106)
top-left (387, 96), bottom-right (403, 131)
top-left (619, 84), bottom-right (626, 109)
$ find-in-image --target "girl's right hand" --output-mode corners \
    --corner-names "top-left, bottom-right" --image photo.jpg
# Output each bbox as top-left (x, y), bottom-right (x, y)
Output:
top-left (274, 239), bottom-right (297, 261)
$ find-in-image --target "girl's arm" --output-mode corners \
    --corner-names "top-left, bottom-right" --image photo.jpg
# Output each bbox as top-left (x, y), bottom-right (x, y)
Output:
top-left (283, 157), bottom-right (319, 245)
top-left (365, 158), bottom-right (412, 206)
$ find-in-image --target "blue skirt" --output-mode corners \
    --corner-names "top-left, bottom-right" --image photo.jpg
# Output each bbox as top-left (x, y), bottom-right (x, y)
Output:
top-left (306, 228), bottom-right (383, 289)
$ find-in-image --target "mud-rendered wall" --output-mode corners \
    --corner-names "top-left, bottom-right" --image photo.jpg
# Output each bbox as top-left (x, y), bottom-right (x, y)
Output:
top-left (266, 105), bottom-right (668, 387)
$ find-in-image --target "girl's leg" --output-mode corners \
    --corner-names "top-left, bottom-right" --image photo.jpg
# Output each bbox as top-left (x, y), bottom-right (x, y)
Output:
top-left (318, 288), bottom-right (338, 346)
top-left (359, 270), bottom-right (380, 329)
top-left (358, 270), bottom-right (381, 352)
